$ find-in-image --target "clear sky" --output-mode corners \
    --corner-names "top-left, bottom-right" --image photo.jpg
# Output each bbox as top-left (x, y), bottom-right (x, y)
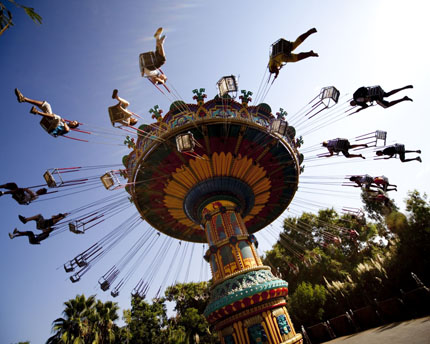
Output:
top-left (1, 1), bottom-right (429, 343)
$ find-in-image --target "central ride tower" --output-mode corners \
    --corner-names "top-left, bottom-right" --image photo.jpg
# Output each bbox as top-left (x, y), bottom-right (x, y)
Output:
top-left (125, 84), bottom-right (303, 344)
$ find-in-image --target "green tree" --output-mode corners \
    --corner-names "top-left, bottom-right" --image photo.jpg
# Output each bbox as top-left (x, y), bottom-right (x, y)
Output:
top-left (128, 296), bottom-right (168, 344)
top-left (288, 282), bottom-right (327, 327)
top-left (385, 190), bottom-right (430, 289)
top-left (47, 294), bottom-right (121, 344)
top-left (90, 300), bottom-right (120, 344)
top-left (165, 282), bottom-right (218, 344)
top-left (47, 294), bottom-right (96, 343)
top-left (0, 0), bottom-right (42, 36)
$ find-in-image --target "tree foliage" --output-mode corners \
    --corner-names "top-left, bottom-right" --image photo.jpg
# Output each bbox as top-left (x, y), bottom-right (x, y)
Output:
top-left (268, 190), bottom-right (430, 327)
top-left (0, 0), bottom-right (42, 36)
top-left (127, 296), bottom-right (168, 344)
top-left (46, 294), bottom-right (120, 344)
top-left (288, 282), bottom-right (327, 327)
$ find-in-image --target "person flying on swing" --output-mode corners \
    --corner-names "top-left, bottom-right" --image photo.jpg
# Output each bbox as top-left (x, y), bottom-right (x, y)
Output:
top-left (9, 212), bottom-right (69, 245)
top-left (322, 138), bottom-right (368, 159)
top-left (15, 88), bottom-right (79, 137)
top-left (373, 175), bottom-right (397, 192)
top-left (141, 27), bottom-right (167, 85)
top-left (375, 143), bottom-right (421, 163)
top-left (349, 174), bottom-right (374, 189)
top-left (350, 85), bottom-right (413, 113)
top-left (0, 182), bottom-right (47, 205)
top-left (111, 89), bottom-right (138, 126)
top-left (268, 28), bottom-right (319, 80)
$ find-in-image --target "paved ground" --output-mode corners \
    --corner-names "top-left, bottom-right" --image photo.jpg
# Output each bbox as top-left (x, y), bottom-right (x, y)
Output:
top-left (322, 316), bottom-right (430, 344)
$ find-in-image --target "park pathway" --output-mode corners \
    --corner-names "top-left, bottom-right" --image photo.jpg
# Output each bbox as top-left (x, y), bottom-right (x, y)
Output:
top-left (322, 316), bottom-right (430, 344)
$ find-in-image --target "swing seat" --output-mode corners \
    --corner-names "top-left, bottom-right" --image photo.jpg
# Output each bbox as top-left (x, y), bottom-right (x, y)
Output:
top-left (368, 86), bottom-right (384, 98)
top-left (108, 104), bottom-right (132, 127)
top-left (375, 130), bottom-right (387, 145)
top-left (271, 39), bottom-right (293, 58)
top-left (394, 144), bottom-right (405, 153)
top-left (43, 170), bottom-right (57, 188)
top-left (101, 172), bottom-right (115, 189)
top-left (100, 171), bottom-right (121, 190)
top-left (69, 222), bottom-right (85, 234)
top-left (64, 262), bottom-right (74, 273)
top-left (320, 86), bottom-right (340, 106)
top-left (332, 139), bottom-right (349, 150)
top-left (332, 236), bottom-right (342, 245)
top-left (217, 75), bottom-right (238, 97)
top-left (39, 116), bottom-right (59, 134)
top-left (176, 132), bottom-right (195, 153)
top-left (271, 119), bottom-right (289, 136)
top-left (100, 280), bottom-right (110, 291)
top-left (139, 51), bottom-right (158, 76)
top-left (75, 255), bottom-right (88, 268)
top-left (70, 275), bottom-right (80, 283)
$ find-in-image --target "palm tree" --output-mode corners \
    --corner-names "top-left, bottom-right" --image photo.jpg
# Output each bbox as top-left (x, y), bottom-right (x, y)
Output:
top-left (46, 294), bottom-right (96, 344)
top-left (0, 0), bottom-right (42, 36)
top-left (88, 300), bottom-right (120, 344)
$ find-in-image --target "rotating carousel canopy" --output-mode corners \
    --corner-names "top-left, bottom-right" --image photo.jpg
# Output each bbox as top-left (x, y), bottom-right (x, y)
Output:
top-left (124, 92), bottom-right (301, 243)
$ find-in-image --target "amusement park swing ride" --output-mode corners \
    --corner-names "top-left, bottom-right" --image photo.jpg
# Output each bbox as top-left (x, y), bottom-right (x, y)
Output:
top-left (6, 29), bottom-right (417, 344)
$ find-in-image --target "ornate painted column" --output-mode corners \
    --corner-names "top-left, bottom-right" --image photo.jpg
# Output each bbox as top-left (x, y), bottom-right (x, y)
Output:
top-left (202, 201), bottom-right (302, 344)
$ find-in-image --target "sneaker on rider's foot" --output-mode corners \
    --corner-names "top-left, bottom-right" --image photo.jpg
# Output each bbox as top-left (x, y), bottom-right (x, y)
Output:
top-left (9, 233), bottom-right (14, 239)
top-left (154, 27), bottom-right (163, 39)
top-left (15, 88), bottom-right (25, 103)
top-left (18, 215), bottom-right (27, 224)
top-left (417, 157), bottom-right (422, 163)
top-left (112, 89), bottom-right (118, 99)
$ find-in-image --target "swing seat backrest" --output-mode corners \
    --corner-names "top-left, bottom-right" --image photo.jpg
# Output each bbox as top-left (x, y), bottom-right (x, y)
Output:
top-left (40, 116), bottom-right (58, 134)
top-left (74, 254), bottom-right (88, 267)
top-left (101, 172), bottom-right (115, 190)
top-left (108, 104), bottom-right (130, 127)
top-left (43, 170), bottom-right (57, 188)
top-left (176, 133), bottom-right (196, 152)
top-left (271, 39), bottom-right (293, 58)
top-left (70, 275), bottom-right (80, 283)
top-left (394, 144), bottom-right (405, 154)
top-left (64, 262), bottom-right (74, 273)
top-left (139, 51), bottom-right (157, 76)
top-left (100, 280), bottom-right (110, 291)
top-left (375, 130), bottom-right (387, 140)
top-left (69, 222), bottom-right (84, 234)
top-left (271, 119), bottom-right (289, 136)
top-left (368, 86), bottom-right (384, 99)
top-left (333, 139), bottom-right (349, 150)
top-left (320, 86), bottom-right (340, 104)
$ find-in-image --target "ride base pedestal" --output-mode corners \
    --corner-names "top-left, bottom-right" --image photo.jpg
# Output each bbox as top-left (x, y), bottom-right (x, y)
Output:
top-left (202, 201), bottom-right (302, 344)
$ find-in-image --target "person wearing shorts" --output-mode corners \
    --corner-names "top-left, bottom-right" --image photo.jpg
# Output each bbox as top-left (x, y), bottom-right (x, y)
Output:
top-left (17, 213), bottom-right (68, 229)
top-left (110, 89), bottom-right (138, 126)
top-left (9, 213), bottom-right (68, 244)
top-left (14, 88), bottom-right (79, 137)
top-left (9, 228), bottom-right (52, 245)
top-left (142, 27), bottom-right (167, 85)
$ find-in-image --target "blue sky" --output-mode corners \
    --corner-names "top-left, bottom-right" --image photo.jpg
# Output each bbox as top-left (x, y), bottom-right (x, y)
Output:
top-left (1, 1), bottom-right (429, 343)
